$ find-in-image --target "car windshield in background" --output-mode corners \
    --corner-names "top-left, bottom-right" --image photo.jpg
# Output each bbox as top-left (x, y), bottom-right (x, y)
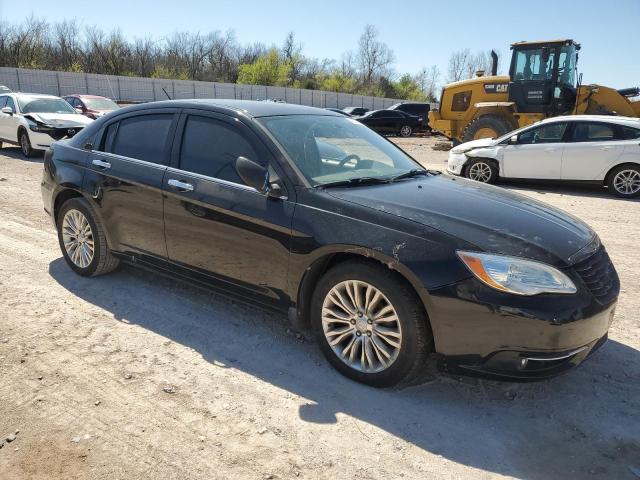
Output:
top-left (84, 98), bottom-right (119, 110)
top-left (259, 115), bottom-right (422, 186)
top-left (19, 97), bottom-right (77, 114)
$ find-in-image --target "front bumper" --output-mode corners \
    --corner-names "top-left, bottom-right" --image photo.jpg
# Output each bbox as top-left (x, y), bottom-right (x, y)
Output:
top-left (447, 151), bottom-right (466, 175)
top-left (424, 275), bottom-right (618, 381)
top-left (29, 127), bottom-right (83, 151)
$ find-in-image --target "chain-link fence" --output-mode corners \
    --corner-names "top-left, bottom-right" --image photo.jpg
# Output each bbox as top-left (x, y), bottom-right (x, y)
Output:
top-left (0, 67), bottom-right (404, 110)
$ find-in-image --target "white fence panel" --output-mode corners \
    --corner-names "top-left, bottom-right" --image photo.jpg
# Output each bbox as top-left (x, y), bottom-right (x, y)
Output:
top-left (0, 67), bottom-right (404, 110)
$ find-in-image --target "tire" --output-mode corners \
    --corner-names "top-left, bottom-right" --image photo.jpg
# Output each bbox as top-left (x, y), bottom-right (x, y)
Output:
top-left (19, 129), bottom-right (34, 158)
top-left (462, 114), bottom-right (513, 142)
top-left (464, 158), bottom-right (498, 184)
top-left (607, 165), bottom-right (640, 198)
top-left (56, 197), bottom-right (119, 277)
top-left (399, 125), bottom-right (413, 137)
top-left (311, 259), bottom-right (432, 387)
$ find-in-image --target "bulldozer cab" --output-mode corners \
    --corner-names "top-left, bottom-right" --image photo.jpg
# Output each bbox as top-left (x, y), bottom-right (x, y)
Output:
top-left (508, 39), bottom-right (580, 116)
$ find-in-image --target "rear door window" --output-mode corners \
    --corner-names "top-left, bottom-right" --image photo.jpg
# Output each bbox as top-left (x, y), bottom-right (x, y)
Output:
top-left (105, 114), bottom-right (174, 164)
top-left (178, 115), bottom-right (261, 185)
top-left (570, 122), bottom-right (616, 142)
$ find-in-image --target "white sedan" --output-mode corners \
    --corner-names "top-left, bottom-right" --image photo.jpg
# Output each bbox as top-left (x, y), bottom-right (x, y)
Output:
top-left (0, 92), bottom-right (93, 157)
top-left (447, 115), bottom-right (640, 198)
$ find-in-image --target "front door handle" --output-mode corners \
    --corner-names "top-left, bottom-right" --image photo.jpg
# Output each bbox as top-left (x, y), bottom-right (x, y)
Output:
top-left (91, 159), bottom-right (111, 169)
top-left (168, 179), bottom-right (194, 192)
top-left (543, 147), bottom-right (556, 152)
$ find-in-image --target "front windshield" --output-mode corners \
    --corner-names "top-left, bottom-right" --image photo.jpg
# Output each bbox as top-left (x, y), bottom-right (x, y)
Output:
top-left (84, 98), bottom-right (119, 110)
top-left (19, 97), bottom-right (76, 114)
top-left (259, 115), bottom-right (422, 186)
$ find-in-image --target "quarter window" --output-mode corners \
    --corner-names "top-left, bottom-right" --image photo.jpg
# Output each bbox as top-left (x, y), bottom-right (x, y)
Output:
top-left (104, 114), bottom-right (174, 164)
top-left (179, 115), bottom-right (260, 184)
top-left (571, 123), bottom-right (615, 142)
top-left (620, 126), bottom-right (640, 140)
top-left (518, 123), bottom-right (567, 144)
top-left (451, 91), bottom-right (471, 112)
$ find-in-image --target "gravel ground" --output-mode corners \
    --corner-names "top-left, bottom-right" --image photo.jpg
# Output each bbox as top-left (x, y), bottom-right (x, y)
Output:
top-left (0, 137), bottom-right (639, 480)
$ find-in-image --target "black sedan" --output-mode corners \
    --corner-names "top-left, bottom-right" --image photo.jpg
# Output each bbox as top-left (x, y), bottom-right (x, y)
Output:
top-left (356, 109), bottom-right (421, 137)
top-left (41, 100), bottom-right (619, 387)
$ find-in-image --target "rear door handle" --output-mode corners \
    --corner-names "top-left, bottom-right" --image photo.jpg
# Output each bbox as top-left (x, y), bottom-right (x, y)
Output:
top-left (91, 159), bottom-right (111, 169)
top-left (168, 179), bottom-right (194, 192)
top-left (600, 146), bottom-right (616, 150)
top-left (543, 147), bottom-right (556, 152)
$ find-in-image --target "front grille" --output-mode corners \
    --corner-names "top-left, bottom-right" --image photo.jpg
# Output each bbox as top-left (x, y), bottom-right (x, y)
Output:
top-left (47, 127), bottom-right (83, 141)
top-left (572, 246), bottom-right (619, 305)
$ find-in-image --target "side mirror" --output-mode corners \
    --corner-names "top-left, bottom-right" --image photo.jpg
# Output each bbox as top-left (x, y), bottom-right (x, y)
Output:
top-left (1, 106), bottom-right (13, 115)
top-left (75, 107), bottom-right (84, 114)
top-left (509, 135), bottom-right (518, 144)
top-left (236, 156), bottom-right (269, 194)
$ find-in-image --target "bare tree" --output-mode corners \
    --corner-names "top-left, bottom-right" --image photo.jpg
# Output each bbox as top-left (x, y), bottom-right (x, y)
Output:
top-left (415, 65), bottom-right (440, 101)
top-left (357, 24), bottom-right (395, 86)
top-left (447, 48), bottom-right (471, 82)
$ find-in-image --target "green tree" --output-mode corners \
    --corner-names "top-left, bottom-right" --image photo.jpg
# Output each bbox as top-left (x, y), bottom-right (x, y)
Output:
top-left (237, 48), bottom-right (292, 86)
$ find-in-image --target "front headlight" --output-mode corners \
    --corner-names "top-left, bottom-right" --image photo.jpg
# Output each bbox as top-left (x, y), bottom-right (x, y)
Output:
top-left (457, 251), bottom-right (577, 296)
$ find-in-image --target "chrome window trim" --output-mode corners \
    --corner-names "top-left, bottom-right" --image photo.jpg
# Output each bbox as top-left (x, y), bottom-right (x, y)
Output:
top-left (166, 166), bottom-right (258, 193)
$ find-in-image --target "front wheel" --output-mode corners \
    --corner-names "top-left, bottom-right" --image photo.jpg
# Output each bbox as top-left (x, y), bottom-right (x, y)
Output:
top-left (311, 260), bottom-right (432, 387)
top-left (608, 165), bottom-right (640, 198)
top-left (57, 197), bottom-right (119, 276)
top-left (20, 130), bottom-right (34, 158)
top-left (399, 125), bottom-right (413, 137)
top-left (464, 158), bottom-right (498, 184)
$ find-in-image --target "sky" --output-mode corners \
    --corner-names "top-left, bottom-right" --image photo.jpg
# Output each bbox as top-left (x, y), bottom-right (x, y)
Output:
top-left (1, 0), bottom-right (638, 89)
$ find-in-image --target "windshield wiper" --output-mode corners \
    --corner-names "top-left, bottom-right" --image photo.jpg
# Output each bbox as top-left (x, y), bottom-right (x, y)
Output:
top-left (316, 177), bottom-right (391, 188)
top-left (390, 169), bottom-right (430, 182)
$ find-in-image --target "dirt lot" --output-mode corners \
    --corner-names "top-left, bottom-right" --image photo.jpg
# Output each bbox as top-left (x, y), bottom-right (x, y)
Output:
top-left (1, 137), bottom-right (639, 480)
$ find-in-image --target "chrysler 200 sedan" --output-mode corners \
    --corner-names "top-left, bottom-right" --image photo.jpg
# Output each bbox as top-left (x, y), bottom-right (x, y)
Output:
top-left (41, 100), bottom-right (619, 387)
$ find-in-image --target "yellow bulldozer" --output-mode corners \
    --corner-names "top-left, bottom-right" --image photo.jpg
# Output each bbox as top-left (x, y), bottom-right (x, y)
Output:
top-left (429, 39), bottom-right (640, 143)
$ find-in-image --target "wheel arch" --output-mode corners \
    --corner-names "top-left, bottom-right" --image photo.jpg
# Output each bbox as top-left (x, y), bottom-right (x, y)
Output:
top-left (604, 161), bottom-right (640, 186)
top-left (293, 248), bottom-right (434, 338)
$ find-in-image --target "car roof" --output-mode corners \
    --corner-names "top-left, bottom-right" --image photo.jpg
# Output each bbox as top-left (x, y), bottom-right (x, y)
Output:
top-left (112, 99), bottom-right (342, 118)
top-left (540, 115), bottom-right (640, 127)
top-left (13, 92), bottom-right (61, 99)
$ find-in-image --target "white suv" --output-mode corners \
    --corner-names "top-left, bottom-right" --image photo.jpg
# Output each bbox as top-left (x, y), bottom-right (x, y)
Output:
top-left (0, 92), bottom-right (93, 157)
top-left (448, 115), bottom-right (640, 198)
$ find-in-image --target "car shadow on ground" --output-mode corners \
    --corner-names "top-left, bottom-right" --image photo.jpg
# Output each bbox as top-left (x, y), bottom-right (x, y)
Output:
top-left (498, 179), bottom-right (640, 203)
top-left (0, 145), bottom-right (44, 163)
top-left (48, 258), bottom-right (640, 479)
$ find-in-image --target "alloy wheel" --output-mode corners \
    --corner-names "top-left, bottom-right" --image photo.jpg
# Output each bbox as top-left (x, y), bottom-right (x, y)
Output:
top-left (62, 209), bottom-right (95, 268)
top-left (400, 125), bottom-right (412, 137)
top-left (613, 169), bottom-right (640, 196)
top-left (468, 162), bottom-right (492, 182)
top-left (321, 280), bottom-right (402, 373)
top-left (20, 133), bottom-right (30, 156)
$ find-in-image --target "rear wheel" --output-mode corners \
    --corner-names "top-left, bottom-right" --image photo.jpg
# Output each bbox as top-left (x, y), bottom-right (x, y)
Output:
top-left (57, 198), bottom-right (119, 276)
top-left (399, 125), bottom-right (413, 137)
top-left (464, 158), bottom-right (498, 184)
top-left (608, 165), bottom-right (640, 198)
top-left (462, 114), bottom-right (513, 142)
top-left (311, 260), bottom-right (432, 387)
top-left (19, 129), bottom-right (33, 158)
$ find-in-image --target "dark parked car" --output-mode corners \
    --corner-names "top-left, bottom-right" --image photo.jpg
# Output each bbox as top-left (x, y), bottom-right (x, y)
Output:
top-left (389, 102), bottom-right (430, 130)
top-left (357, 109), bottom-right (421, 137)
top-left (63, 94), bottom-right (120, 119)
top-left (342, 106), bottom-right (369, 116)
top-left (42, 100), bottom-right (619, 387)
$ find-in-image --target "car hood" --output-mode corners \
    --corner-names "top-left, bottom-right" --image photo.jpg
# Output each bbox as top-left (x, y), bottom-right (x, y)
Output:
top-left (451, 138), bottom-right (496, 152)
top-left (24, 112), bottom-right (93, 127)
top-left (326, 175), bottom-right (595, 266)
